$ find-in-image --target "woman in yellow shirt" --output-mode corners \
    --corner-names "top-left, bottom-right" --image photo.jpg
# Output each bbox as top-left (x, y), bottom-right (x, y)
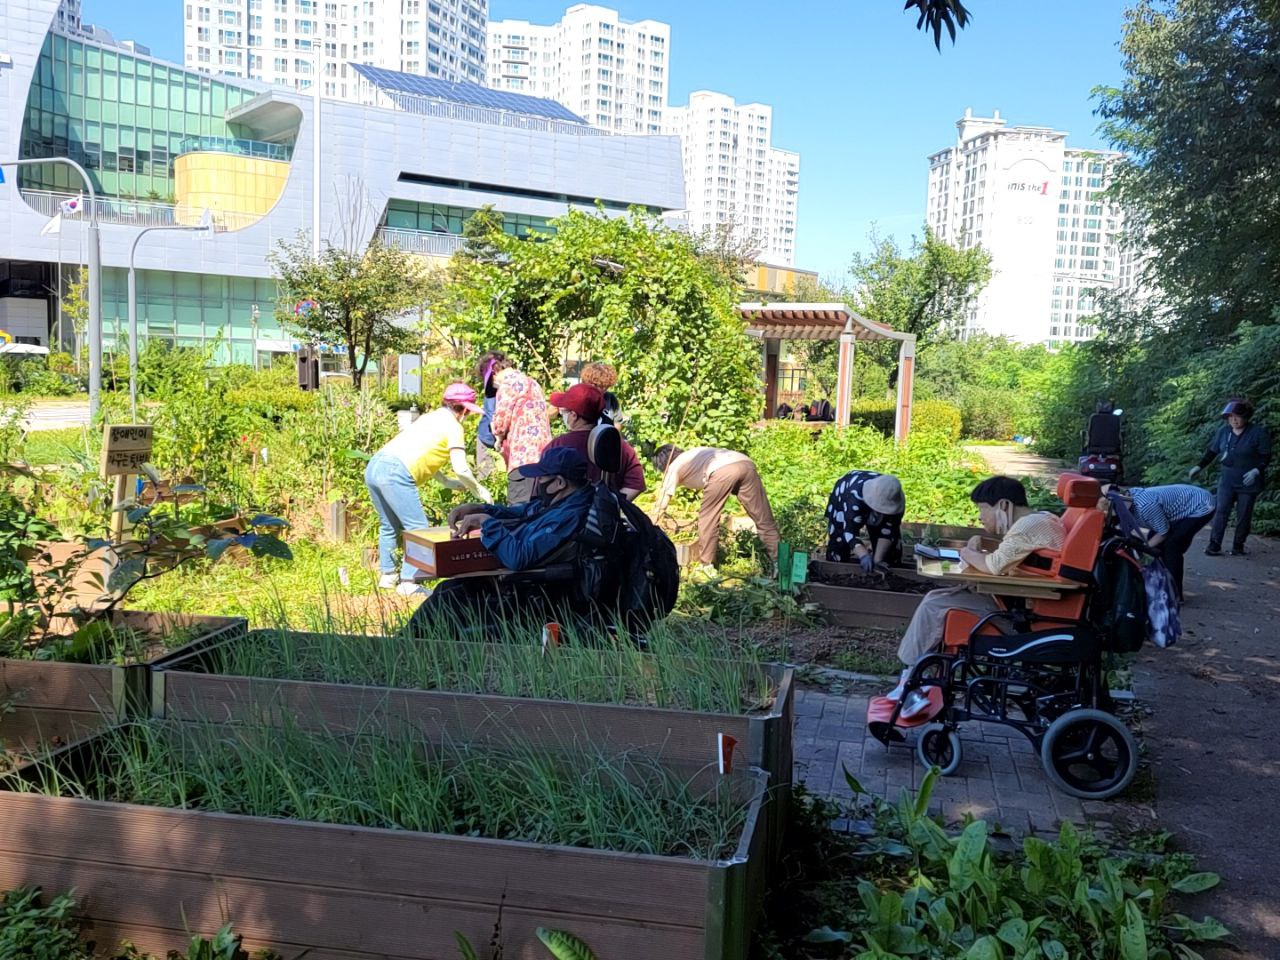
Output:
top-left (365, 383), bottom-right (492, 594)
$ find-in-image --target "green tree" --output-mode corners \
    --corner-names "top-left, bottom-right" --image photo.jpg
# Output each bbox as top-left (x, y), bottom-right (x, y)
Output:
top-left (61, 271), bottom-right (89, 374)
top-left (1096, 0), bottom-right (1280, 336)
top-left (848, 226), bottom-right (993, 344)
top-left (444, 207), bottom-right (762, 453)
top-left (905, 0), bottom-right (973, 48)
top-left (269, 234), bottom-right (427, 389)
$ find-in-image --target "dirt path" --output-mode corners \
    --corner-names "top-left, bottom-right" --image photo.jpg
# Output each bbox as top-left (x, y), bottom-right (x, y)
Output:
top-left (965, 443), bottom-right (1069, 483)
top-left (1137, 532), bottom-right (1280, 958)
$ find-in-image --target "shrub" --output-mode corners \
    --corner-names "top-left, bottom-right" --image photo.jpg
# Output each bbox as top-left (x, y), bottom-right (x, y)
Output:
top-left (957, 384), bottom-right (1027, 440)
top-left (846, 399), bottom-right (962, 441)
top-left (225, 365), bottom-right (319, 422)
top-left (910, 399), bottom-right (962, 440)
top-left (848, 399), bottom-right (897, 435)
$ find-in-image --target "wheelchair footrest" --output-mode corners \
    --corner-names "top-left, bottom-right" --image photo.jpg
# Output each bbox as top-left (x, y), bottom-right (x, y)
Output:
top-left (865, 690), bottom-right (944, 741)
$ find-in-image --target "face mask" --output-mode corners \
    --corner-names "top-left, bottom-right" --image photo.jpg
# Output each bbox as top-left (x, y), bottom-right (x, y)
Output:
top-left (535, 479), bottom-right (560, 507)
top-left (560, 411), bottom-right (573, 428)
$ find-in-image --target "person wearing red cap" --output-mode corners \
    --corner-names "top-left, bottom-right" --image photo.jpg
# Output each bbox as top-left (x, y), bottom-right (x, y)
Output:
top-left (365, 383), bottom-right (493, 594)
top-left (545, 383), bottom-right (646, 500)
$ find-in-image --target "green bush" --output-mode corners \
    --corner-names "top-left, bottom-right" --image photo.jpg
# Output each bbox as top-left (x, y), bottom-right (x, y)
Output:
top-left (955, 385), bottom-right (1023, 440)
top-left (847, 399), bottom-right (962, 441)
top-left (225, 365), bottom-right (319, 422)
top-left (911, 399), bottom-right (962, 440)
top-left (848, 399), bottom-right (897, 435)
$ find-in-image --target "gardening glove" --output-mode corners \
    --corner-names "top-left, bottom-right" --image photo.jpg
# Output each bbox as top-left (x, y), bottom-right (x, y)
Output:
top-left (858, 552), bottom-right (875, 574)
top-left (875, 560), bottom-right (892, 574)
top-left (1187, 465), bottom-right (1202, 480)
top-left (1243, 468), bottom-right (1260, 487)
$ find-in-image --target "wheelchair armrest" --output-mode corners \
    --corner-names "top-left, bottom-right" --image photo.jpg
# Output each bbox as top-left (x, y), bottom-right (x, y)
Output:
top-left (507, 562), bottom-right (576, 583)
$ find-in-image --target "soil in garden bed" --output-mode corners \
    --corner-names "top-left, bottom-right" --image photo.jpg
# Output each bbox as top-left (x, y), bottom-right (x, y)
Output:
top-left (808, 564), bottom-right (933, 595)
top-left (742, 623), bottom-right (903, 677)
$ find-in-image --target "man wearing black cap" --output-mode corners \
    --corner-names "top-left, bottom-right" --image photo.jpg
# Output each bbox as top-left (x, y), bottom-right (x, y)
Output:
top-left (447, 447), bottom-right (595, 571)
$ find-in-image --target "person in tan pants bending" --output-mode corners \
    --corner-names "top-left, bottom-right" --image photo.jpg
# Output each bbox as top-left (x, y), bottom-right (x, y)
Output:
top-left (651, 444), bottom-right (780, 573)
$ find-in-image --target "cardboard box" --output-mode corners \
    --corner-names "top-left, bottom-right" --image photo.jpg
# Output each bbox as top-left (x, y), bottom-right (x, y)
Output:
top-left (403, 527), bottom-right (502, 577)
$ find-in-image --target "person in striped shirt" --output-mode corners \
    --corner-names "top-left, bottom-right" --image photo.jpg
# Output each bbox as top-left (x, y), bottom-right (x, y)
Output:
top-left (1114, 483), bottom-right (1215, 602)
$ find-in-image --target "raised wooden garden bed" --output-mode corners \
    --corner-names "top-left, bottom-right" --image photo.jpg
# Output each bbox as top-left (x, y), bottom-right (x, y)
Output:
top-left (152, 631), bottom-right (792, 786)
top-left (1, 611), bottom-right (246, 720)
top-left (803, 580), bottom-right (923, 628)
top-left (0, 732), bottom-right (769, 960)
top-left (150, 630), bottom-right (794, 862)
top-left (0, 706), bottom-right (107, 772)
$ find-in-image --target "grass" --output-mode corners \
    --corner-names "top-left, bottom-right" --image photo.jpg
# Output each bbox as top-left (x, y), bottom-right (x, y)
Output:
top-left (129, 537), bottom-right (395, 624)
top-left (12, 717), bottom-right (754, 860)
top-left (830, 646), bottom-right (901, 677)
top-left (186, 608), bottom-right (780, 715)
top-left (19, 426), bottom-right (91, 467)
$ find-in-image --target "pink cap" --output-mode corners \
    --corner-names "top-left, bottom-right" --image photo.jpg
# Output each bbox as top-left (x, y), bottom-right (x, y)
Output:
top-left (443, 381), bottom-right (483, 414)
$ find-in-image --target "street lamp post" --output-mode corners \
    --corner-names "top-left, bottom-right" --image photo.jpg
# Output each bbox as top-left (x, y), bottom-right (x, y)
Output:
top-left (0, 156), bottom-right (102, 419)
top-left (128, 221), bottom-right (215, 421)
top-left (306, 39), bottom-right (322, 258)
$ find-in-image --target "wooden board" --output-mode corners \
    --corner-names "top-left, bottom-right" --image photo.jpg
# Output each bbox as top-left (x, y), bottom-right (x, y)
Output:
top-left (915, 557), bottom-right (1084, 600)
top-left (0, 660), bottom-right (114, 712)
top-left (156, 669), bottom-right (793, 792)
top-left (0, 770), bottom-right (768, 960)
top-left (100, 424), bottom-right (153, 478)
top-left (803, 582), bottom-right (921, 628)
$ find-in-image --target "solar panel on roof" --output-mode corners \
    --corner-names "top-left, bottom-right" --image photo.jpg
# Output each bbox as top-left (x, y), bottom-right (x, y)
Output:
top-left (351, 64), bottom-right (587, 124)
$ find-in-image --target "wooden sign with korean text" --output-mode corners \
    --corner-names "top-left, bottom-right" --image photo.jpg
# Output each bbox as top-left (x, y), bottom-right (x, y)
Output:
top-left (101, 424), bottom-right (153, 478)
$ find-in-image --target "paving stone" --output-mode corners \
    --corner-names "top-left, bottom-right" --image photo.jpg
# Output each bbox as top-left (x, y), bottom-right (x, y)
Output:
top-left (790, 683), bottom-right (1074, 839)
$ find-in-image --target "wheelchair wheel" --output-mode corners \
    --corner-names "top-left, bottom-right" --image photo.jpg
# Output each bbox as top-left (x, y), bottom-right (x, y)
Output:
top-left (916, 723), bottom-right (962, 776)
top-left (1040, 709), bottom-right (1138, 800)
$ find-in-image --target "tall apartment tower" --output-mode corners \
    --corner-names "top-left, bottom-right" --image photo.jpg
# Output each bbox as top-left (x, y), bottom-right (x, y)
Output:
top-left (487, 4), bottom-right (669, 135)
top-left (183, 0), bottom-right (488, 101)
top-left (665, 91), bottom-right (799, 267)
top-left (926, 108), bottom-right (1134, 346)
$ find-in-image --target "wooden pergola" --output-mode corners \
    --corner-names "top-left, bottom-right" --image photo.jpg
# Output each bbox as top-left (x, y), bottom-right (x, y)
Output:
top-left (738, 302), bottom-right (917, 442)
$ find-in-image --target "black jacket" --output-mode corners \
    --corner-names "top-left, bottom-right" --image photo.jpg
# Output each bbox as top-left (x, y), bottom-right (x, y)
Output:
top-left (1198, 423), bottom-right (1272, 473)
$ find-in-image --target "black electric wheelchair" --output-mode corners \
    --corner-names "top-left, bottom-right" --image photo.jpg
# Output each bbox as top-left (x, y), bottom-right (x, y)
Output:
top-left (405, 424), bottom-right (678, 642)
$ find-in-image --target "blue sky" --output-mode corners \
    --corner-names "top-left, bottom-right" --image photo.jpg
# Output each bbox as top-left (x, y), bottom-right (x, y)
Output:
top-left (85, 0), bottom-right (1128, 279)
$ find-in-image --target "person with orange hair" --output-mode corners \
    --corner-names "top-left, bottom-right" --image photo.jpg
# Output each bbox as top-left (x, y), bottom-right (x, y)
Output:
top-left (579, 361), bottom-right (621, 425)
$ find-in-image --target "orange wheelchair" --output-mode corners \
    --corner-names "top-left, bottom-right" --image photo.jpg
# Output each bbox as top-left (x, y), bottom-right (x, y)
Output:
top-left (866, 473), bottom-right (1144, 800)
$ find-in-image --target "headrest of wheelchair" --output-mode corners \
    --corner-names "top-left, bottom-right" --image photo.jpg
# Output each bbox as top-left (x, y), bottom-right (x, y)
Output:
top-left (586, 423), bottom-right (622, 475)
top-left (1056, 472), bottom-right (1102, 508)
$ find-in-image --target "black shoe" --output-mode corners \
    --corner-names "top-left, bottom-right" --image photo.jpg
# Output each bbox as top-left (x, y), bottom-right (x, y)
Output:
top-left (1204, 546), bottom-right (1222, 556)
top-left (1228, 547), bottom-right (1248, 556)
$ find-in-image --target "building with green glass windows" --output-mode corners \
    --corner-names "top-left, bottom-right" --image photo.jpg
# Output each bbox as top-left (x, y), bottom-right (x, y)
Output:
top-left (1, 0), bottom-right (685, 361)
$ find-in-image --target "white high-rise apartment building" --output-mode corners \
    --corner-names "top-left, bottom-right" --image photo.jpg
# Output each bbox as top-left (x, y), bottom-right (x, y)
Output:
top-left (487, 4), bottom-right (668, 134)
top-left (183, 0), bottom-right (487, 102)
top-left (665, 91), bottom-right (799, 266)
top-left (927, 108), bottom-right (1136, 346)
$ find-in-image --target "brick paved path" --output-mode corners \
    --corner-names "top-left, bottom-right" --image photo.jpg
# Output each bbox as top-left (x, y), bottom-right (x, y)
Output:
top-left (792, 683), bottom-right (1109, 835)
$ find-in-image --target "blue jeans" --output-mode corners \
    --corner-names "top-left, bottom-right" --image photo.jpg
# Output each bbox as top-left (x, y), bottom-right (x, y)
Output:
top-left (364, 453), bottom-right (430, 581)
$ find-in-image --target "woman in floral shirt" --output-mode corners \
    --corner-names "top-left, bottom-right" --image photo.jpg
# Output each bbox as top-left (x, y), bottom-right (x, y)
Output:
top-left (491, 366), bottom-right (553, 502)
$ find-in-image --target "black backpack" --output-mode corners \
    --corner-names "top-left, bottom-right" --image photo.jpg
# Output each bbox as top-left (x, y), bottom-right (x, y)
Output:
top-left (615, 496), bottom-right (680, 631)
top-left (1092, 538), bottom-right (1147, 653)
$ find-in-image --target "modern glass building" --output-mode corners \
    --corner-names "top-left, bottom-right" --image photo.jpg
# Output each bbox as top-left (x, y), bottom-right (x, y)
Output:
top-left (1, 0), bottom-right (686, 360)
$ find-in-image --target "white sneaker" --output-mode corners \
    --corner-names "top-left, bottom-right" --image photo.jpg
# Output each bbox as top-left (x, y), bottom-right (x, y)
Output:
top-left (396, 580), bottom-right (425, 596)
top-left (900, 689), bottom-right (932, 720)
top-left (378, 573), bottom-right (399, 589)
top-left (885, 668), bottom-right (911, 702)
